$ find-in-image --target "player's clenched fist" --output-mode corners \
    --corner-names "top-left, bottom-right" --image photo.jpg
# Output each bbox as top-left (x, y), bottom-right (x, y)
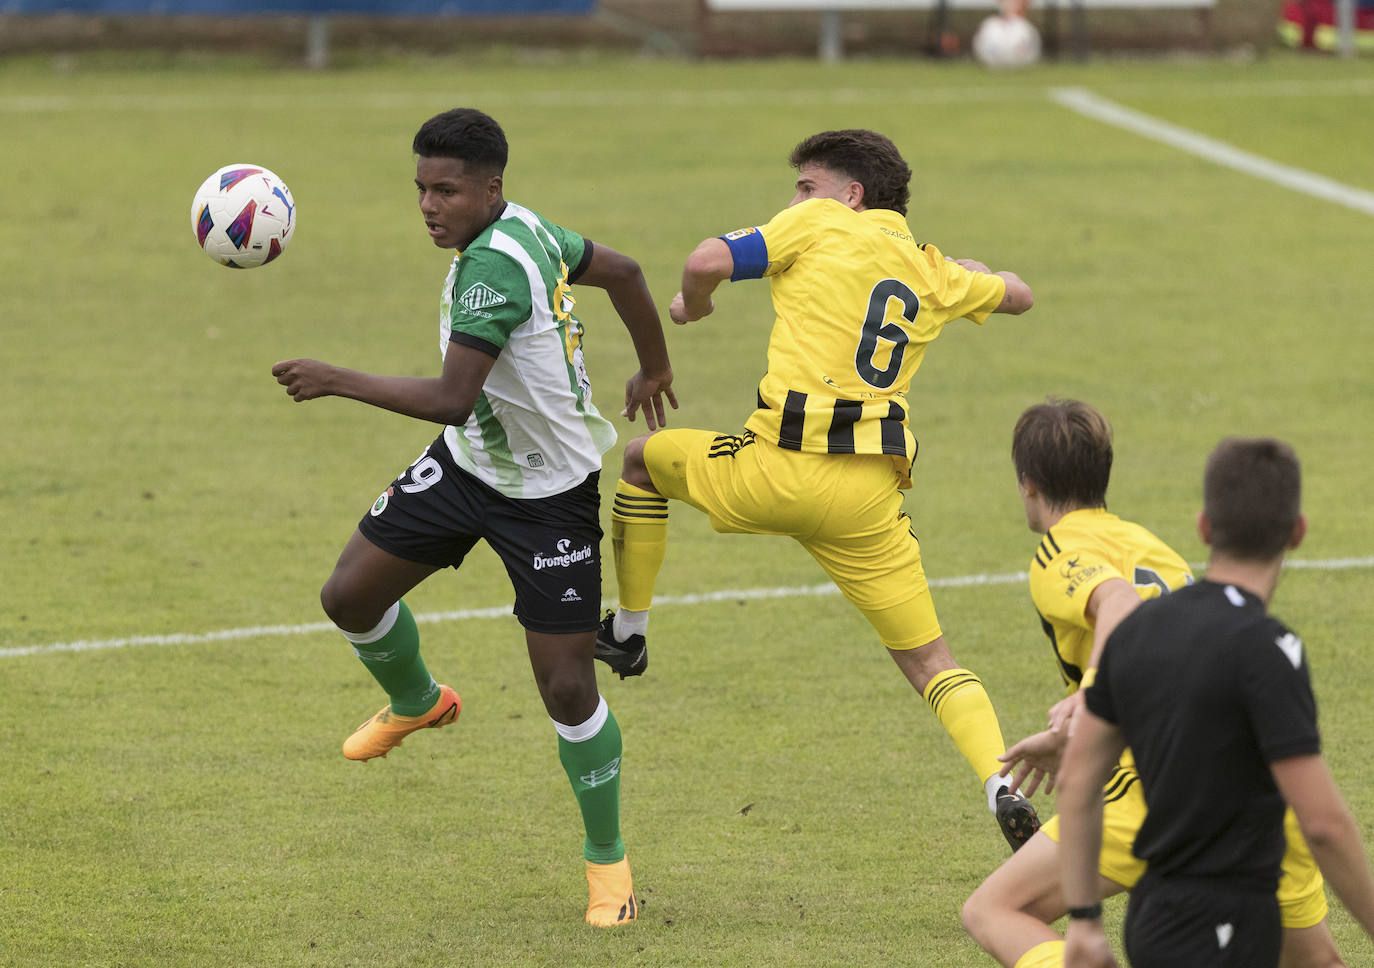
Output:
top-left (272, 358), bottom-right (335, 401)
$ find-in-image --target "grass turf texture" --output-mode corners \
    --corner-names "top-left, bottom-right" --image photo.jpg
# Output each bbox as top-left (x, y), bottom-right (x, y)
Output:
top-left (2, 51), bottom-right (1373, 967)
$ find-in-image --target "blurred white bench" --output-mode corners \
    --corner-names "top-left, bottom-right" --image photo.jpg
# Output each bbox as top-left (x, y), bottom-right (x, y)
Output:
top-left (704, 0), bottom-right (1218, 60)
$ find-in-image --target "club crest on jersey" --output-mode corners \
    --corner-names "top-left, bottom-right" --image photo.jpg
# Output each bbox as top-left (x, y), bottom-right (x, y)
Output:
top-left (458, 282), bottom-right (506, 314)
top-left (370, 487), bottom-right (393, 517)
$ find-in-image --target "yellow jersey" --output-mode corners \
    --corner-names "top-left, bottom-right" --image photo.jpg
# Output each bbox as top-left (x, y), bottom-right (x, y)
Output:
top-left (1028, 507), bottom-right (1193, 692)
top-left (719, 198), bottom-right (1006, 488)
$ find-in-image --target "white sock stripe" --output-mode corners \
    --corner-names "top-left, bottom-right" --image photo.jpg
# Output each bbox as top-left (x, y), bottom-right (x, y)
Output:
top-left (337, 601), bottom-right (401, 646)
top-left (553, 695), bottom-right (609, 743)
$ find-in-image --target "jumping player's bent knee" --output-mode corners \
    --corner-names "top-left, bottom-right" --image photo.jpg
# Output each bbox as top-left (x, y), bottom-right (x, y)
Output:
top-left (621, 433), bottom-right (660, 492)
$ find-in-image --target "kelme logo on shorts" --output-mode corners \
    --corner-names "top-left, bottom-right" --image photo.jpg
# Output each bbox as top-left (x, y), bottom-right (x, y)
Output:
top-left (458, 282), bottom-right (506, 313)
top-left (369, 487), bottom-right (393, 517)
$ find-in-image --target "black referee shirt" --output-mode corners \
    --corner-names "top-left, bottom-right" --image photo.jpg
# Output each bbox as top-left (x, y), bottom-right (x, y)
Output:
top-left (1085, 580), bottom-right (1320, 889)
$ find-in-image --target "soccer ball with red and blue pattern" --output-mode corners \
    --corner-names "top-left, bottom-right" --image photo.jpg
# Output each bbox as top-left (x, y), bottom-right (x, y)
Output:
top-left (191, 164), bottom-right (296, 268)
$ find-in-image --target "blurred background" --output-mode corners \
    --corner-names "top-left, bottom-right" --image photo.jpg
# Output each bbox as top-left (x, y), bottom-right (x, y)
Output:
top-left (0, 0), bottom-right (1368, 65)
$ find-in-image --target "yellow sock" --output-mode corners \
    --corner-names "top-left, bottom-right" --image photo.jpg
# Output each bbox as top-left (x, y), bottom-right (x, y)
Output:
top-left (610, 479), bottom-right (668, 612)
top-left (1013, 940), bottom-right (1064, 968)
top-left (922, 668), bottom-right (1007, 785)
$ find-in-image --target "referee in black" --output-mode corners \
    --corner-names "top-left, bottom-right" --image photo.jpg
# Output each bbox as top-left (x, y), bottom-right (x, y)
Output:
top-left (1056, 437), bottom-right (1374, 967)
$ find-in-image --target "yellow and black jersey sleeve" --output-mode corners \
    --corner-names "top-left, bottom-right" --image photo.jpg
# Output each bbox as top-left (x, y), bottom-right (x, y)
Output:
top-left (1028, 509), bottom-right (1194, 691)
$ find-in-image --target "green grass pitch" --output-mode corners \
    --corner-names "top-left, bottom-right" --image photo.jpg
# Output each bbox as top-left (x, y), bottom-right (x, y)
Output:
top-left (2, 50), bottom-right (1373, 967)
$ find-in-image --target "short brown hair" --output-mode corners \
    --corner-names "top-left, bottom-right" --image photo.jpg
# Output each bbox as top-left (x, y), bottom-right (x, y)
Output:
top-left (1012, 398), bottom-right (1113, 510)
top-left (1203, 437), bottom-right (1301, 560)
top-left (789, 129), bottom-right (911, 215)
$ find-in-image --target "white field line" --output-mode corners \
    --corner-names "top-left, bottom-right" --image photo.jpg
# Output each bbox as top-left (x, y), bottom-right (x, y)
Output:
top-left (1050, 86), bottom-right (1374, 218)
top-left (3, 77), bottom-right (1374, 114)
top-left (5, 556), bottom-right (1372, 661)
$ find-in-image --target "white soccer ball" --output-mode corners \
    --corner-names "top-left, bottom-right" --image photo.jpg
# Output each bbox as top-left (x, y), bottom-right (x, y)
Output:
top-left (972, 14), bottom-right (1042, 69)
top-left (191, 164), bottom-right (296, 268)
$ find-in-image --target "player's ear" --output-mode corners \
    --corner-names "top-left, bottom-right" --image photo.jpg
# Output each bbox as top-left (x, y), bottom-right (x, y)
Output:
top-left (486, 173), bottom-right (503, 201)
top-left (1288, 513), bottom-right (1307, 551)
top-left (847, 180), bottom-right (865, 210)
top-left (1196, 510), bottom-right (1212, 546)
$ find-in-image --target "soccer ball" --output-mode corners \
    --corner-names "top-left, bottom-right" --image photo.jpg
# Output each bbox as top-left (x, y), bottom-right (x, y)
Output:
top-left (191, 164), bottom-right (296, 268)
top-left (972, 15), bottom-right (1042, 69)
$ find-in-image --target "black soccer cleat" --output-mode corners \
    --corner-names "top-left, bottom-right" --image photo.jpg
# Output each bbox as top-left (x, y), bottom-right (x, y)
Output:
top-left (995, 786), bottom-right (1041, 852)
top-left (593, 611), bottom-right (648, 679)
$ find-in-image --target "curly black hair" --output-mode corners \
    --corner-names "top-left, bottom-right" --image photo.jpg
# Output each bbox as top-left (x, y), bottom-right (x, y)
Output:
top-left (413, 108), bottom-right (508, 174)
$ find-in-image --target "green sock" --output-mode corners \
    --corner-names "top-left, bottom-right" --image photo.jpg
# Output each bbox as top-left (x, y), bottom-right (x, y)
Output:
top-left (341, 600), bottom-right (440, 716)
top-left (556, 698), bottom-right (626, 864)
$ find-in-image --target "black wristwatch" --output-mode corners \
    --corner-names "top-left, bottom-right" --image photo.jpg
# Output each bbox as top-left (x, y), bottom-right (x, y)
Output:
top-left (1067, 903), bottom-right (1103, 920)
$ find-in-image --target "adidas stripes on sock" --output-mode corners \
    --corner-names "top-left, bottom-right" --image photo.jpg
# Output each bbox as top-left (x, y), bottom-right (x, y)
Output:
top-left (923, 667), bottom-right (1008, 797)
top-left (610, 479), bottom-right (668, 621)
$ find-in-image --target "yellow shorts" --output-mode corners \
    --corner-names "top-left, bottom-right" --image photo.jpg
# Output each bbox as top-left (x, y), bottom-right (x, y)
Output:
top-left (642, 429), bottom-right (942, 650)
top-left (1278, 808), bottom-right (1329, 929)
top-left (1041, 765), bottom-right (1149, 889)
top-left (1042, 773), bottom-right (1326, 929)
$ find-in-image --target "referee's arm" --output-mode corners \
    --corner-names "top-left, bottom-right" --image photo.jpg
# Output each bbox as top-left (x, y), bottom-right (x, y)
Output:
top-left (1057, 707), bottom-right (1128, 968)
top-left (1274, 754), bottom-right (1374, 946)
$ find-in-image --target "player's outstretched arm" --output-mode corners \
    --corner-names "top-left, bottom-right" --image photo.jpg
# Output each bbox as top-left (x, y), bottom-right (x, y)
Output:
top-left (271, 342), bottom-right (496, 426)
top-left (947, 257), bottom-right (1033, 315)
top-left (1274, 754), bottom-right (1374, 945)
top-left (1057, 709), bottom-right (1127, 968)
top-left (670, 237), bottom-right (734, 325)
top-left (993, 271), bottom-right (1034, 314)
top-left (575, 243), bottom-right (677, 431)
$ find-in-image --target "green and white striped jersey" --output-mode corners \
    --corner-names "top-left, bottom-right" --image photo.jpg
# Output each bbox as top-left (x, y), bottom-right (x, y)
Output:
top-left (438, 202), bottom-right (615, 499)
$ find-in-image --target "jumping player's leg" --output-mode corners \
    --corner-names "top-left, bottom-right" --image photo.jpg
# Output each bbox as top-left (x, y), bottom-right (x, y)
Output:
top-left (888, 637), bottom-right (1006, 788)
top-left (607, 433), bottom-right (669, 643)
top-left (802, 498), bottom-right (1007, 794)
top-left (798, 457), bottom-right (1040, 848)
top-left (600, 429), bottom-right (719, 662)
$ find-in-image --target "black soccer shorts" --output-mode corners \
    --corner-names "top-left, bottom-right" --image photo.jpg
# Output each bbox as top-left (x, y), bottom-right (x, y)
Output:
top-left (1125, 873), bottom-right (1281, 968)
top-left (357, 436), bottom-right (603, 635)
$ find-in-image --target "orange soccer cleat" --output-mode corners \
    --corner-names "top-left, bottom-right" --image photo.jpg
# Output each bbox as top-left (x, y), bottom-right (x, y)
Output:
top-left (584, 856), bottom-right (637, 927)
top-left (341, 684), bottom-right (461, 761)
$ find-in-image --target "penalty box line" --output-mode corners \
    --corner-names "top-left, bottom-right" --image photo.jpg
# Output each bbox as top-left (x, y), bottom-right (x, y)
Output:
top-left (1049, 86), bottom-right (1374, 219)
top-left (4, 556), bottom-right (1373, 660)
